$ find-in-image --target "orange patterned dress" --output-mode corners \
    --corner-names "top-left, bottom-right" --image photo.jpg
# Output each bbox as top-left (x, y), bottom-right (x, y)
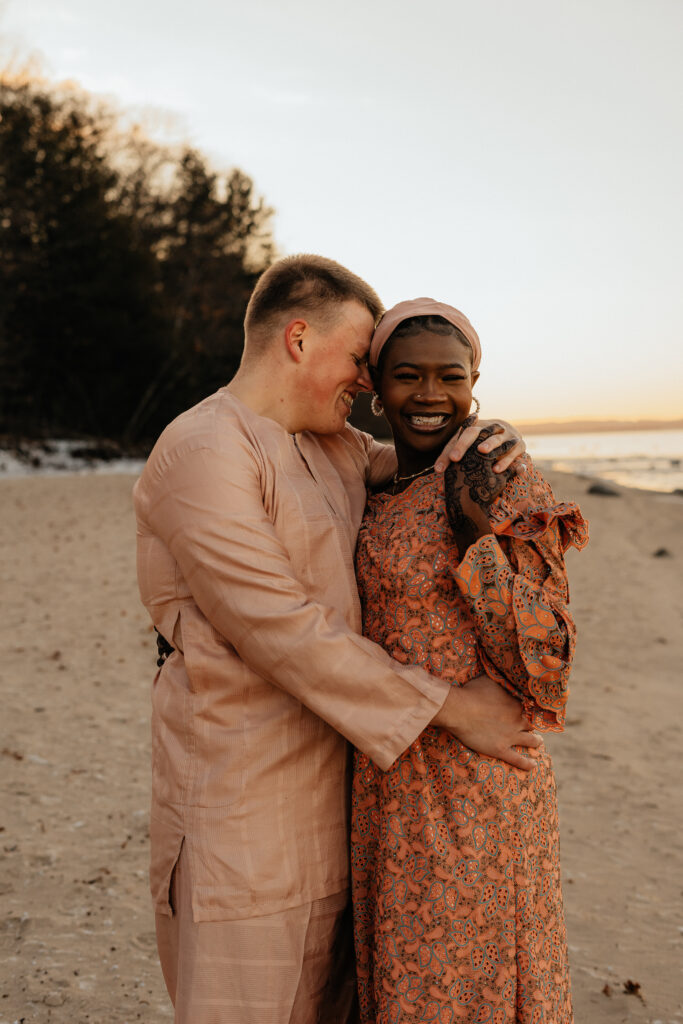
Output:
top-left (351, 458), bottom-right (588, 1024)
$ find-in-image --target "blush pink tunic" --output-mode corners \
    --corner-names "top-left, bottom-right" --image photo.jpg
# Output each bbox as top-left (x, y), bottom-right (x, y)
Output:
top-left (133, 389), bottom-right (451, 925)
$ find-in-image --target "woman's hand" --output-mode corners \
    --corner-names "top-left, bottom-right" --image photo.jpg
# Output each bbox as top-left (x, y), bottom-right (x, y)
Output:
top-left (446, 425), bottom-right (515, 507)
top-left (444, 426), bottom-right (516, 555)
top-left (434, 417), bottom-right (526, 474)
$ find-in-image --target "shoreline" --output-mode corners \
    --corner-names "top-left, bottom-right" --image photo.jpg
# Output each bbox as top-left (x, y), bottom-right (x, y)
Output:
top-left (2, 441), bottom-right (683, 500)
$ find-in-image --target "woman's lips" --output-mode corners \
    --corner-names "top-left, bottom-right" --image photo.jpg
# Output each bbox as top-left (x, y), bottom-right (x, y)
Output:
top-left (403, 413), bottom-right (450, 432)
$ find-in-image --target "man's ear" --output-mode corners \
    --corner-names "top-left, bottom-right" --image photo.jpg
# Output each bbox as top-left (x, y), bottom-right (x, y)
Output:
top-left (284, 319), bottom-right (308, 362)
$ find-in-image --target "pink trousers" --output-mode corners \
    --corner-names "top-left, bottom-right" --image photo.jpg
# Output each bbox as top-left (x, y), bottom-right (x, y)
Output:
top-left (155, 844), bottom-right (357, 1024)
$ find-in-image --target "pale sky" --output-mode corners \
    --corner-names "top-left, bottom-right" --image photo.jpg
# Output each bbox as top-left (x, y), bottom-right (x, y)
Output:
top-left (3, 0), bottom-right (682, 422)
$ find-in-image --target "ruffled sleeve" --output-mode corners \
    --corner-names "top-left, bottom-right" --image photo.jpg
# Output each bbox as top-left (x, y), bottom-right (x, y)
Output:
top-left (450, 457), bottom-right (588, 731)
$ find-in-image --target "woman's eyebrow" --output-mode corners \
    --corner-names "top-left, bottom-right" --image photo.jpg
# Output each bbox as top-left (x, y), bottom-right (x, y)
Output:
top-left (392, 361), bottom-right (467, 371)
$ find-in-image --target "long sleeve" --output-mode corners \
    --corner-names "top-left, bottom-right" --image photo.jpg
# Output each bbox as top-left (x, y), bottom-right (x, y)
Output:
top-left (137, 426), bottom-right (449, 770)
top-left (363, 433), bottom-right (397, 489)
top-left (451, 460), bottom-right (588, 730)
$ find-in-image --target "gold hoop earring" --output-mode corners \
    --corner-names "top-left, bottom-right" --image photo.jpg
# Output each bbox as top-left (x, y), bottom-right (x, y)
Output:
top-left (471, 396), bottom-right (481, 415)
top-left (370, 394), bottom-right (384, 417)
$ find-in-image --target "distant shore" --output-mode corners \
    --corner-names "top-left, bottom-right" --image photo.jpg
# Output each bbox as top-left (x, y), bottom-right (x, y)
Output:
top-left (515, 417), bottom-right (683, 434)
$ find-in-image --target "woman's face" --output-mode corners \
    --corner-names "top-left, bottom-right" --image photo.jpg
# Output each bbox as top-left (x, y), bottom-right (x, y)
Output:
top-left (377, 329), bottom-right (479, 468)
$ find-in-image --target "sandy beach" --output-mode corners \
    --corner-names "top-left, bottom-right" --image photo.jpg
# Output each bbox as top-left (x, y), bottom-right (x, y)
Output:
top-left (1, 469), bottom-right (681, 1024)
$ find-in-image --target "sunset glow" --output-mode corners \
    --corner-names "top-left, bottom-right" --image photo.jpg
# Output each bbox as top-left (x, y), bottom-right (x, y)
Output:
top-left (2, 0), bottom-right (681, 424)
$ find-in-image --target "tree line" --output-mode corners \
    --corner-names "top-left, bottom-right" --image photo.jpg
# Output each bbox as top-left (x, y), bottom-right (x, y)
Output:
top-left (0, 71), bottom-right (275, 446)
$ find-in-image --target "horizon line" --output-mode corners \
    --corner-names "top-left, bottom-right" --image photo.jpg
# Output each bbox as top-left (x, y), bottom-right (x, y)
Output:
top-left (515, 417), bottom-right (683, 434)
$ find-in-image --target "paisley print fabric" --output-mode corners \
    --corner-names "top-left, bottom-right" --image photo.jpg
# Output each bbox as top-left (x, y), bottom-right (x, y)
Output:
top-left (351, 458), bottom-right (588, 1023)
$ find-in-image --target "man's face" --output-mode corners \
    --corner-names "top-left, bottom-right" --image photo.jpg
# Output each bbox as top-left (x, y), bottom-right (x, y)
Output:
top-left (300, 300), bottom-right (375, 434)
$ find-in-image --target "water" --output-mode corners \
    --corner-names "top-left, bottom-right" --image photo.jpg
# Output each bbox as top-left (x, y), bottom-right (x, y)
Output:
top-left (2, 430), bottom-right (683, 494)
top-left (526, 429), bottom-right (683, 494)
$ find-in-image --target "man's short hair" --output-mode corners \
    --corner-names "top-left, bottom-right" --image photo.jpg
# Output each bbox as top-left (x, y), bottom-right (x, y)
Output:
top-left (244, 254), bottom-right (383, 353)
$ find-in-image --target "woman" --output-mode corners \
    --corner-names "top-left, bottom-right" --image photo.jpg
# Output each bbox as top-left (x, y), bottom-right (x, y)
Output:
top-left (351, 299), bottom-right (588, 1024)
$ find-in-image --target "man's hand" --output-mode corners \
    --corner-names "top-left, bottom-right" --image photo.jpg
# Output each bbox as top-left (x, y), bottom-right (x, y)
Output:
top-left (434, 417), bottom-right (526, 475)
top-left (431, 674), bottom-right (542, 771)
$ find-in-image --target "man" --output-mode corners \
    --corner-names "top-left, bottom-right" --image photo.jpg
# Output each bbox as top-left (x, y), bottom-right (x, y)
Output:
top-left (133, 255), bottom-right (539, 1024)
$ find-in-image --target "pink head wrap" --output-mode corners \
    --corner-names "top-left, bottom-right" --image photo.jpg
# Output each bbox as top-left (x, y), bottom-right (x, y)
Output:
top-left (368, 297), bottom-right (481, 372)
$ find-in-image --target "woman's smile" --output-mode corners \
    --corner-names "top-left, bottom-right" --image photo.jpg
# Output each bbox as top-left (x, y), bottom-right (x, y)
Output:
top-left (377, 330), bottom-right (478, 473)
top-left (402, 412), bottom-right (451, 431)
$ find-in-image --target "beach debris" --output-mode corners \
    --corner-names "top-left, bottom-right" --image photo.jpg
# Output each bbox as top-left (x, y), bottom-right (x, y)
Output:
top-left (587, 481), bottom-right (620, 496)
top-left (43, 990), bottom-right (66, 1007)
top-left (25, 753), bottom-right (49, 766)
top-left (2, 747), bottom-right (24, 760)
top-left (652, 547), bottom-right (672, 557)
top-left (601, 983), bottom-right (613, 996)
top-left (623, 979), bottom-right (645, 1002)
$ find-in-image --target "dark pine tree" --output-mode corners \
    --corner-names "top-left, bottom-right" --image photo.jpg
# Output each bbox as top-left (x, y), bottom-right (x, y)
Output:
top-left (122, 148), bottom-right (274, 440)
top-left (0, 75), bottom-right (275, 444)
top-left (0, 79), bottom-right (166, 439)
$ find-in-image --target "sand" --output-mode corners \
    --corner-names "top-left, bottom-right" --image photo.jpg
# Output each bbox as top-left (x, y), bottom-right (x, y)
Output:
top-left (0, 469), bottom-right (681, 1024)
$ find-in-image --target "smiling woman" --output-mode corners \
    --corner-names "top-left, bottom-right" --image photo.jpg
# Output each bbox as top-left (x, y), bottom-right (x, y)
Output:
top-left (368, 302), bottom-right (483, 491)
top-left (376, 325), bottom-right (478, 476)
top-left (351, 297), bottom-right (588, 1024)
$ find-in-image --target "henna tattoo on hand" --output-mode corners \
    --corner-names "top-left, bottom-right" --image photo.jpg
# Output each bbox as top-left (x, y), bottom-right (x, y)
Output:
top-left (457, 412), bottom-right (478, 433)
top-left (444, 427), bottom-right (516, 553)
top-left (456, 426), bottom-right (516, 505)
top-left (443, 484), bottom-right (485, 553)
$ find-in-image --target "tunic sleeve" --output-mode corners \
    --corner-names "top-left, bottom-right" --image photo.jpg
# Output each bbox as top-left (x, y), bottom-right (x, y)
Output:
top-left (362, 433), bottom-right (398, 489)
top-left (450, 458), bottom-right (589, 731)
